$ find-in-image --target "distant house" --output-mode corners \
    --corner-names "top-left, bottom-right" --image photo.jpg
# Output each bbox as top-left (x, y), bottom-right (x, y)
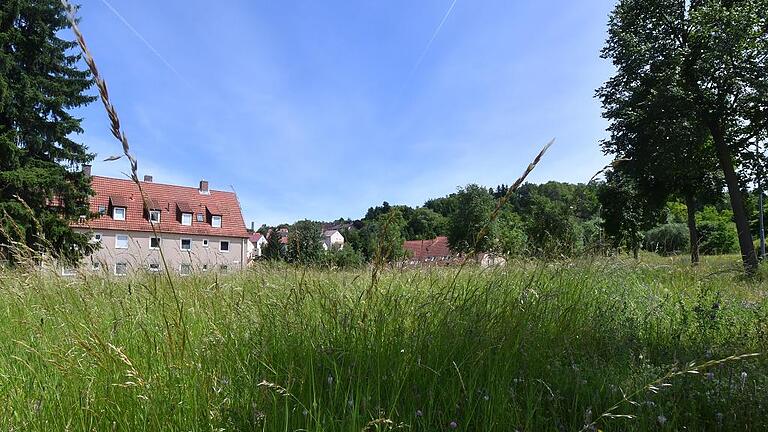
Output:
top-left (322, 229), bottom-right (345, 251)
top-left (403, 236), bottom-right (457, 265)
top-left (70, 170), bottom-right (249, 276)
top-left (247, 232), bottom-right (268, 258)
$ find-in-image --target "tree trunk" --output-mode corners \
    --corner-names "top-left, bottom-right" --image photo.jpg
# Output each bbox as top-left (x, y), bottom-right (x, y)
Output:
top-left (709, 123), bottom-right (758, 275)
top-left (685, 193), bottom-right (700, 265)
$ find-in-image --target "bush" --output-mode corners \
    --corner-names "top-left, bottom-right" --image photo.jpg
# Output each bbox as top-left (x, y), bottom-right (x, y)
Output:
top-left (696, 206), bottom-right (738, 255)
top-left (698, 220), bottom-right (738, 255)
top-left (328, 245), bottom-right (365, 269)
top-left (644, 223), bottom-right (689, 255)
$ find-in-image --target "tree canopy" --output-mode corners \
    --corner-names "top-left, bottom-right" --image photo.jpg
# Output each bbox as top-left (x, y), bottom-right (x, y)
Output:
top-left (0, 0), bottom-right (95, 263)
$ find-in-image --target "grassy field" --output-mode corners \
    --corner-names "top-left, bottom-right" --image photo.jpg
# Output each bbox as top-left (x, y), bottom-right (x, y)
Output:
top-left (1, 256), bottom-right (767, 431)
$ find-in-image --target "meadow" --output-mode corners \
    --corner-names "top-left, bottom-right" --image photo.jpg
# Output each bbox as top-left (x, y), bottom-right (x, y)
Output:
top-left (1, 256), bottom-right (767, 431)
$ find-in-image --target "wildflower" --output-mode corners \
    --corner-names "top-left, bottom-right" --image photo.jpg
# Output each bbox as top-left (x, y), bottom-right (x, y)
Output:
top-left (327, 374), bottom-right (334, 385)
top-left (415, 410), bottom-right (423, 418)
top-left (704, 372), bottom-right (715, 381)
top-left (741, 371), bottom-right (748, 383)
top-left (347, 398), bottom-right (354, 408)
top-left (716, 412), bottom-right (723, 425)
top-left (449, 420), bottom-right (458, 429)
top-left (302, 409), bottom-right (309, 416)
top-left (657, 415), bottom-right (667, 426)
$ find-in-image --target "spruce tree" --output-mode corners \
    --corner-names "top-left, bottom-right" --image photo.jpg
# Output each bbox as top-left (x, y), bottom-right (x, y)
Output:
top-left (0, 0), bottom-right (95, 263)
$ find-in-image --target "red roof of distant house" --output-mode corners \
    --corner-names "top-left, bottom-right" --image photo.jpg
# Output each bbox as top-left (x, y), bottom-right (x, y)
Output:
top-left (403, 236), bottom-right (454, 261)
top-left (249, 232), bottom-right (264, 243)
top-left (73, 176), bottom-right (248, 239)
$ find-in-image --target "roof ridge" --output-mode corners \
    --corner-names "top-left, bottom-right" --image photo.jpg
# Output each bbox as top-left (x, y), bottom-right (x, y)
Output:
top-left (91, 175), bottom-right (235, 195)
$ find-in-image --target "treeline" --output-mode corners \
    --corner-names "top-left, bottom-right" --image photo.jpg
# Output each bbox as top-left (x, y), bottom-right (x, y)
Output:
top-left (258, 181), bottom-right (751, 267)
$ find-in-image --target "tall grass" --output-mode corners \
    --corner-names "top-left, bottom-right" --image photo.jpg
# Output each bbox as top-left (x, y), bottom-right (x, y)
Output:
top-left (1, 258), bottom-right (766, 431)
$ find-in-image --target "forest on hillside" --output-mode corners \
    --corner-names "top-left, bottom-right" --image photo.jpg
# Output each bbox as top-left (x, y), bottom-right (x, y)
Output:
top-left (257, 180), bottom-right (752, 266)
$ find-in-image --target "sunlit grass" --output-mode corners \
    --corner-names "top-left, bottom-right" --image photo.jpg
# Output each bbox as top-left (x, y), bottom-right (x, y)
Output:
top-left (1, 258), bottom-right (767, 431)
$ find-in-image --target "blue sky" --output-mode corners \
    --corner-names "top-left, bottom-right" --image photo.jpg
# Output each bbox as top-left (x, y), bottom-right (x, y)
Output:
top-left (74, 0), bottom-right (617, 226)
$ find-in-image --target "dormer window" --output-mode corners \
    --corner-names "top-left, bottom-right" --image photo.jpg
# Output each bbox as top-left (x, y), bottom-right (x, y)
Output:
top-left (97, 205), bottom-right (107, 215)
top-left (212, 215), bottom-right (222, 228)
top-left (196, 213), bottom-right (204, 222)
top-left (149, 210), bottom-right (161, 224)
top-left (109, 196), bottom-right (128, 220)
top-left (176, 201), bottom-right (194, 225)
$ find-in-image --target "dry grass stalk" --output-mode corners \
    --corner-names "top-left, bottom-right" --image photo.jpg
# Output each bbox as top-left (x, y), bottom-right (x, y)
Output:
top-left (450, 139), bottom-right (554, 286)
top-left (580, 352), bottom-right (762, 431)
top-left (60, 0), bottom-right (187, 359)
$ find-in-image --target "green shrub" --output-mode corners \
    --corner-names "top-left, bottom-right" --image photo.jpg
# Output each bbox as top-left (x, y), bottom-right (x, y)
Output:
top-left (698, 220), bottom-right (738, 255)
top-left (696, 206), bottom-right (738, 255)
top-left (644, 223), bottom-right (689, 255)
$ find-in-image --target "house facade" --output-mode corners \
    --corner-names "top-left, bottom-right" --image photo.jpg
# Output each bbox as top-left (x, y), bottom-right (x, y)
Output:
top-left (321, 230), bottom-right (345, 251)
top-left (247, 232), bottom-right (268, 258)
top-left (71, 174), bottom-right (249, 275)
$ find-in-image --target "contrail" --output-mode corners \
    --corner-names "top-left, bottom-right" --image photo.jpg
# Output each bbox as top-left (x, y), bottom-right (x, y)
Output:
top-left (99, 0), bottom-right (189, 85)
top-left (407, 0), bottom-right (459, 79)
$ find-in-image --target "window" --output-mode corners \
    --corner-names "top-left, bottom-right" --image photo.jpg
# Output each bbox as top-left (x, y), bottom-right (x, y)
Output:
top-left (181, 213), bottom-right (192, 226)
top-left (212, 215), bottom-right (222, 228)
top-left (113, 207), bottom-right (126, 221)
top-left (180, 238), bottom-right (192, 250)
top-left (92, 233), bottom-right (102, 243)
top-left (61, 267), bottom-right (76, 276)
top-left (179, 264), bottom-right (191, 276)
top-left (150, 237), bottom-right (161, 249)
top-left (115, 234), bottom-right (129, 249)
top-left (148, 263), bottom-right (161, 273)
top-left (149, 210), bottom-right (161, 224)
top-left (98, 205), bottom-right (107, 215)
top-left (220, 240), bottom-right (230, 252)
top-left (115, 262), bottom-right (128, 276)
top-left (196, 213), bottom-right (204, 222)
top-left (202, 239), bottom-right (209, 248)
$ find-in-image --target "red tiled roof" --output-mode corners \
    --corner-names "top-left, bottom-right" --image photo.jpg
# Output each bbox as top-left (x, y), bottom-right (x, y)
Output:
top-left (109, 195), bottom-right (129, 207)
top-left (249, 232), bottom-right (263, 243)
top-left (403, 236), bottom-right (454, 261)
top-left (176, 201), bottom-right (194, 213)
top-left (73, 176), bottom-right (248, 239)
top-left (206, 204), bottom-right (222, 215)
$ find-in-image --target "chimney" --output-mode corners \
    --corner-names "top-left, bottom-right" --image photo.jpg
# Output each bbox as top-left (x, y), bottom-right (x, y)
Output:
top-left (251, 221), bottom-right (255, 231)
top-left (83, 164), bottom-right (92, 177)
top-left (143, 175), bottom-right (153, 183)
top-left (199, 180), bottom-right (209, 194)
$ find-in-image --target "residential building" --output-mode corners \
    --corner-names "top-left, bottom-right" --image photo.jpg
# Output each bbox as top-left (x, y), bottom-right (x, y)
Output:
top-left (403, 236), bottom-right (457, 265)
top-left (71, 172), bottom-right (249, 275)
top-left (247, 232), bottom-right (268, 258)
top-left (321, 229), bottom-right (345, 251)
